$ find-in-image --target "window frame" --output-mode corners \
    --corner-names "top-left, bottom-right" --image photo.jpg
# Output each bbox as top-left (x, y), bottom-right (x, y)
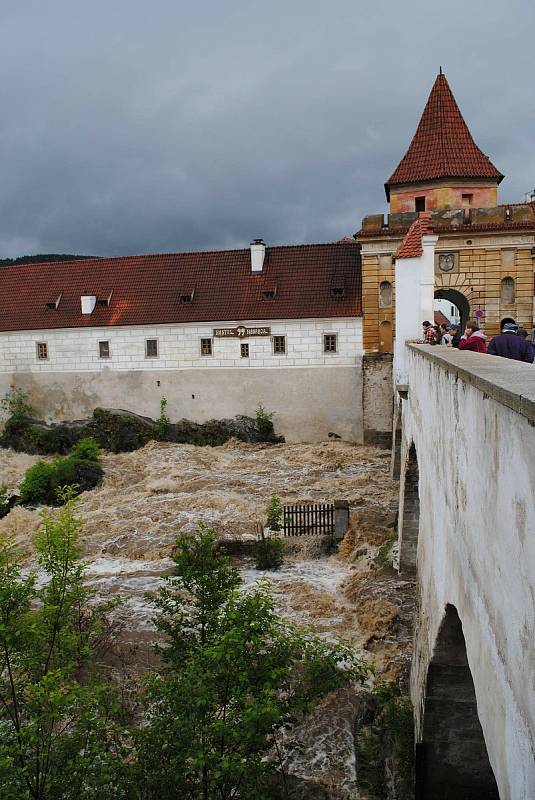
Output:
top-left (323, 333), bottom-right (338, 354)
top-left (36, 342), bottom-right (49, 360)
top-left (272, 335), bottom-right (286, 355)
top-left (240, 342), bottom-right (250, 359)
top-left (98, 340), bottom-right (110, 359)
top-left (145, 338), bottom-right (159, 358)
top-left (200, 337), bottom-right (213, 357)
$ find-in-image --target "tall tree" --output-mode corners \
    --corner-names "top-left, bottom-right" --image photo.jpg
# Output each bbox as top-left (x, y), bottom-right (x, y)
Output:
top-left (134, 526), bottom-right (370, 799)
top-left (0, 494), bottom-right (126, 800)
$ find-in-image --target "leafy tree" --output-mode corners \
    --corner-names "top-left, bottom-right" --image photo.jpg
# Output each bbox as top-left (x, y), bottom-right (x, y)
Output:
top-left (0, 492), bottom-right (127, 799)
top-left (265, 494), bottom-right (283, 533)
top-left (133, 526), bottom-right (370, 799)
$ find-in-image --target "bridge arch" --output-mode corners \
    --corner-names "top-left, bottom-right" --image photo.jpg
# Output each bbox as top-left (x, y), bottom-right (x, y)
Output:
top-left (415, 605), bottom-right (499, 800)
top-left (398, 443), bottom-right (419, 575)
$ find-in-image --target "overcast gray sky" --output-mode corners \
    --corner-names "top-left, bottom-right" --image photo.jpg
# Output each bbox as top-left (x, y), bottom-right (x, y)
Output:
top-left (0, 0), bottom-right (533, 257)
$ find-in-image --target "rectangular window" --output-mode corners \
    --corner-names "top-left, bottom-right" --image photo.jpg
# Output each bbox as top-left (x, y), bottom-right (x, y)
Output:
top-left (272, 335), bottom-right (286, 354)
top-left (240, 342), bottom-right (249, 358)
top-left (36, 342), bottom-right (48, 360)
top-left (98, 340), bottom-right (110, 359)
top-left (145, 339), bottom-right (158, 358)
top-left (323, 334), bottom-right (337, 353)
top-left (462, 193), bottom-right (473, 207)
top-left (415, 196), bottom-right (426, 212)
top-left (201, 338), bottom-right (213, 356)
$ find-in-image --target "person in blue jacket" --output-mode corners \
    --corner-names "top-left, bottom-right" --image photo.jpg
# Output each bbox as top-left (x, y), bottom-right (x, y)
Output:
top-left (487, 322), bottom-right (534, 363)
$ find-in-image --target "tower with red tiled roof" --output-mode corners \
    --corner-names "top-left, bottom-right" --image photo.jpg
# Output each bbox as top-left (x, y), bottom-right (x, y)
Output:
top-left (356, 70), bottom-right (535, 358)
top-left (386, 70), bottom-right (503, 214)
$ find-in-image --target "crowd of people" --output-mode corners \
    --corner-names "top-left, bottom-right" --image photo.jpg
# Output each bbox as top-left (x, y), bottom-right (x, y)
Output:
top-left (421, 319), bottom-right (535, 363)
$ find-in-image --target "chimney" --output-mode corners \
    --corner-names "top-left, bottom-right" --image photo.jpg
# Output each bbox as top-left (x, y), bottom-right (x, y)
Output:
top-left (81, 294), bottom-right (97, 315)
top-left (250, 239), bottom-right (266, 272)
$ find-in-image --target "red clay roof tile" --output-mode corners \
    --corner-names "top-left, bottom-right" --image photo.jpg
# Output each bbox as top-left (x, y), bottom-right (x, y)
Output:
top-left (386, 72), bottom-right (503, 197)
top-left (0, 243), bottom-right (362, 333)
top-left (394, 213), bottom-right (434, 259)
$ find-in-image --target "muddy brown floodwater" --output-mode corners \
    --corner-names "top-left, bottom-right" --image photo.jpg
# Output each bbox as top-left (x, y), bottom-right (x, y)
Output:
top-left (0, 439), bottom-right (414, 799)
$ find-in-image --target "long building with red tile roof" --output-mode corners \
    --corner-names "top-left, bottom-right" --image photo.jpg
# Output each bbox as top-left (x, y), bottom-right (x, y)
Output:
top-left (0, 242), bottom-right (361, 333)
top-left (0, 240), bottom-right (367, 443)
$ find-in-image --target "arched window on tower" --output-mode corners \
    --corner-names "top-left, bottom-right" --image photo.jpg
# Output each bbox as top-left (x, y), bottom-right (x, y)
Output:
top-left (379, 281), bottom-right (393, 308)
top-left (500, 277), bottom-right (515, 305)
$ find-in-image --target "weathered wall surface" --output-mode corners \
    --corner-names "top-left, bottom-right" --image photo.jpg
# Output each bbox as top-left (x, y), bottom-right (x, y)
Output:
top-left (400, 346), bottom-right (535, 799)
top-left (362, 354), bottom-right (393, 446)
top-left (0, 365), bottom-right (363, 443)
top-left (0, 316), bottom-right (365, 442)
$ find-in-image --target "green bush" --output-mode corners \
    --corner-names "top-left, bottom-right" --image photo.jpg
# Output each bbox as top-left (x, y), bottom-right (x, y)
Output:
top-left (265, 493), bottom-right (283, 532)
top-left (18, 460), bottom-right (56, 504)
top-left (18, 441), bottom-right (103, 506)
top-left (255, 404), bottom-right (275, 438)
top-left (255, 535), bottom-right (284, 570)
top-left (156, 396), bottom-right (170, 440)
top-left (0, 386), bottom-right (32, 421)
top-left (70, 436), bottom-right (100, 461)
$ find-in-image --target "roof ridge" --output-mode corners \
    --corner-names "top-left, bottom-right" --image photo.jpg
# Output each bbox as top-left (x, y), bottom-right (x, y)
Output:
top-left (0, 241), bottom-right (360, 272)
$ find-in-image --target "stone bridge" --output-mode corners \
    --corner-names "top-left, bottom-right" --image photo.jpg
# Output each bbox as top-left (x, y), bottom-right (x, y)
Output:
top-left (396, 345), bottom-right (535, 799)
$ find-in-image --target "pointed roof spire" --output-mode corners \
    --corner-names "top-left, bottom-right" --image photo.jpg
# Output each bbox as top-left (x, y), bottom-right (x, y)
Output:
top-left (385, 72), bottom-right (503, 199)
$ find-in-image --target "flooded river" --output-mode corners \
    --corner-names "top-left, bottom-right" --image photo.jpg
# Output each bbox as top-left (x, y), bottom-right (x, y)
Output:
top-left (0, 439), bottom-right (410, 798)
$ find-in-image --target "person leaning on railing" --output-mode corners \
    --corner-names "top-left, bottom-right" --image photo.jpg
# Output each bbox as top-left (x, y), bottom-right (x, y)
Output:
top-left (458, 320), bottom-right (488, 353)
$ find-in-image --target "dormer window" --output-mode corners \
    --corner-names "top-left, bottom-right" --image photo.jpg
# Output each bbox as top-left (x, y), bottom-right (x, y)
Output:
top-left (179, 288), bottom-right (195, 304)
top-left (330, 276), bottom-right (345, 298)
top-left (45, 293), bottom-right (62, 310)
top-left (96, 291), bottom-right (113, 308)
top-left (262, 288), bottom-right (277, 300)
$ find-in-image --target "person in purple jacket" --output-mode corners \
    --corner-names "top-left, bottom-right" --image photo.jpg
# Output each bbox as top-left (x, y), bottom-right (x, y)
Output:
top-left (487, 322), bottom-right (534, 363)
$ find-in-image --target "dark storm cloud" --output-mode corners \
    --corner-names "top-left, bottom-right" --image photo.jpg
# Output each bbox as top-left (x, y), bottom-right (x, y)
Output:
top-left (0, 0), bottom-right (533, 257)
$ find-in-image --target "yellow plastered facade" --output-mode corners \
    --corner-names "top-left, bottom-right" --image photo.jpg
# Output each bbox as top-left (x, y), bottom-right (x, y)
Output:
top-left (361, 242), bottom-right (535, 354)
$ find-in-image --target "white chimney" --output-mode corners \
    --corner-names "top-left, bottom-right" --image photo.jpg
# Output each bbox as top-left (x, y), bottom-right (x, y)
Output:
top-left (250, 239), bottom-right (266, 272)
top-left (81, 294), bottom-right (97, 315)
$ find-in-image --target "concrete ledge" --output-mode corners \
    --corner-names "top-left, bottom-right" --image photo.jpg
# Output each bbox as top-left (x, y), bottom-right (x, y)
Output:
top-left (407, 344), bottom-right (535, 424)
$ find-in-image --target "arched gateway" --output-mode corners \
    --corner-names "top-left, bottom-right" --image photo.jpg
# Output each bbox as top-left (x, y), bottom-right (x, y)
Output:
top-left (434, 288), bottom-right (470, 330)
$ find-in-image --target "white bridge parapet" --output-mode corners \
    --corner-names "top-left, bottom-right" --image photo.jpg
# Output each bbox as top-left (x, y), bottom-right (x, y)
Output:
top-left (398, 344), bottom-right (535, 800)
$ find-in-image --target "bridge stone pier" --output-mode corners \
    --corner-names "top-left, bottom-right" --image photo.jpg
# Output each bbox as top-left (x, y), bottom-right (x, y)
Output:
top-left (396, 345), bottom-right (535, 799)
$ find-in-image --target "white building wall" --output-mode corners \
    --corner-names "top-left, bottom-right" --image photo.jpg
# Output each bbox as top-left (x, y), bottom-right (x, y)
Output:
top-left (0, 317), bottom-right (361, 373)
top-left (0, 317), bottom-right (364, 443)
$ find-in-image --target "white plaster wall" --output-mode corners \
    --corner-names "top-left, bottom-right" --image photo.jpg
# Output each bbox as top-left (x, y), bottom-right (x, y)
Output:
top-left (394, 255), bottom-right (421, 386)
top-left (0, 318), bottom-right (364, 442)
top-left (403, 348), bottom-right (535, 800)
top-left (0, 318), bottom-right (362, 373)
top-left (393, 235), bottom-right (437, 386)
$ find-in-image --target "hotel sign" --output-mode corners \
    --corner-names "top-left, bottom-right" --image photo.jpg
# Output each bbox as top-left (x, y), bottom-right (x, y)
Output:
top-left (213, 326), bottom-right (271, 338)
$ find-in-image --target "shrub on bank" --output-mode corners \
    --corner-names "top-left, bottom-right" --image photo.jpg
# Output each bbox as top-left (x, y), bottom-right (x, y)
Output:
top-left (17, 437), bottom-right (103, 505)
top-left (255, 535), bottom-right (284, 570)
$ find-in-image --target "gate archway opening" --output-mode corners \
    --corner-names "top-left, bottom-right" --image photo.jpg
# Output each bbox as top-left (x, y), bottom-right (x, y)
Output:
top-left (415, 605), bottom-right (499, 799)
top-left (434, 289), bottom-right (470, 330)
